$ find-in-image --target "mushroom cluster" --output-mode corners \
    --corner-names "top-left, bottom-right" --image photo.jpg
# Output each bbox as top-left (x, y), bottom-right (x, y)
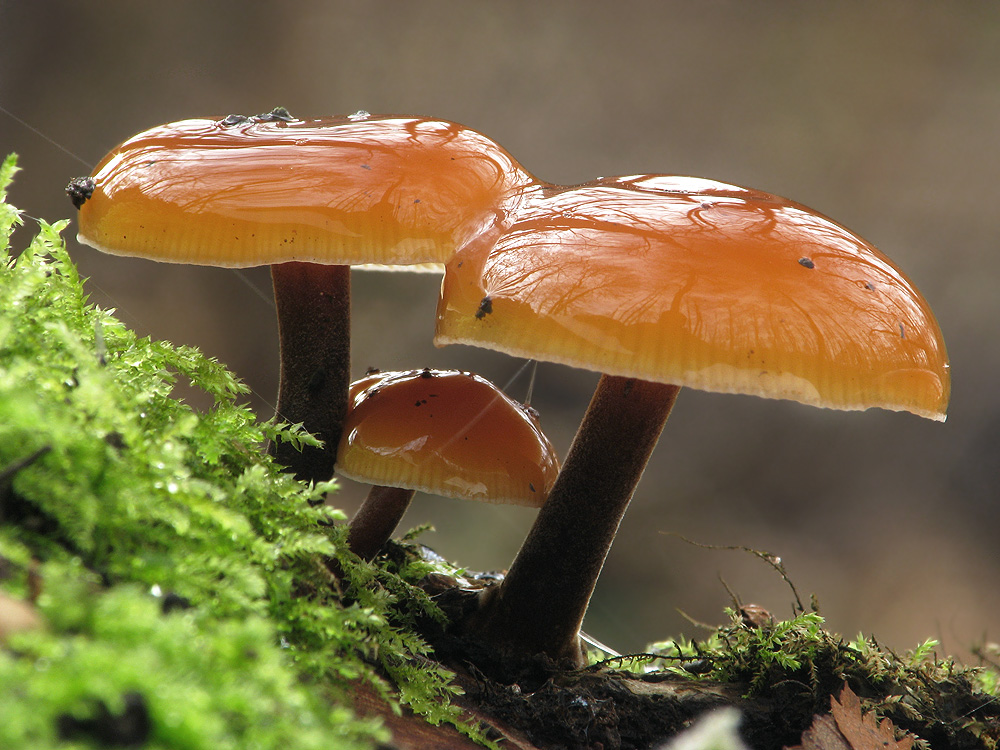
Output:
top-left (68, 111), bottom-right (950, 673)
top-left (68, 108), bottom-right (534, 484)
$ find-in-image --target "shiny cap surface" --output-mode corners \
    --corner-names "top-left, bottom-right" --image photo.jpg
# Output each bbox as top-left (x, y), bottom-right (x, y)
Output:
top-left (336, 369), bottom-right (559, 505)
top-left (75, 112), bottom-right (535, 268)
top-left (436, 175), bottom-right (950, 420)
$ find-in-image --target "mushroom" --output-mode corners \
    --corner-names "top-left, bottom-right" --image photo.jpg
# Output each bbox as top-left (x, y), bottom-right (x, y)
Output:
top-left (337, 368), bottom-right (559, 560)
top-left (435, 174), bottom-right (950, 667)
top-left (67, 108), bottom-right (535, 483)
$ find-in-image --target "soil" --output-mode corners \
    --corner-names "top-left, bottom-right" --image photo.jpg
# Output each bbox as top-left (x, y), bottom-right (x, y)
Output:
top-left (358, 633), bottom-right (1000, 750)
top-left (380, 558), bottom-right (1000, 750)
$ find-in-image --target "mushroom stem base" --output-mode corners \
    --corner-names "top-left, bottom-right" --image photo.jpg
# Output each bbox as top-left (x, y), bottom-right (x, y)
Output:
top-left (347, 485), bottom-right (417, 561)
top-left (269, 261), bottom-right (351, 484)
top-left (466, 375), bottom-right (680, 669)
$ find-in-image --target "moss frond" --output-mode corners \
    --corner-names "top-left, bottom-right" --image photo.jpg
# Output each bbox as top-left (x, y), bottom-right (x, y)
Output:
top-left (0, 156), bottom-right (487, 749)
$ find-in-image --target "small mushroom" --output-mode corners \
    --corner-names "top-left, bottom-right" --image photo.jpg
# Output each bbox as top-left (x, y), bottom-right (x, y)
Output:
top-left (337, 369), bottom-right (559, 560)
top-left (68, 109), bottom-right (535, 483)
top-left (435, 174), bottom-right (950, 666)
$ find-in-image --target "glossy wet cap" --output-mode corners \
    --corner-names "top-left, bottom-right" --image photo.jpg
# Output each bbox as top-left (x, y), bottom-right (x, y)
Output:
top-left (436, 175), bottom-right (950, 420)
top-left (72, 109), bottom-right (535, 268)
top-left (336, 369), bottom-right (559, 506)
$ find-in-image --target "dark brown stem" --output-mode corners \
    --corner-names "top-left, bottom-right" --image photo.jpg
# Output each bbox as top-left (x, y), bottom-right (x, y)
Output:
top-left (347, 485), bottom-right (418, 560)
top-left (467, 375), bottom-right (681, 667)
top-left (269, 262), bottom-right (351, 484)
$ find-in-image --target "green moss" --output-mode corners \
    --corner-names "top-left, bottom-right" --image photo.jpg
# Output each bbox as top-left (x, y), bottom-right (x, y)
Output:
top-left (634, 609), bottom-right (1000, 749)
top-left (0, 154), bottom-right (490, 749)
top-left (0, 573), bottom-right (383, 749)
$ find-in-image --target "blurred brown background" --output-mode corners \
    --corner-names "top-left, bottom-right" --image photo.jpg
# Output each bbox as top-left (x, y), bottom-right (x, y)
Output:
top-left (2, 1), bottom-right (997, 662)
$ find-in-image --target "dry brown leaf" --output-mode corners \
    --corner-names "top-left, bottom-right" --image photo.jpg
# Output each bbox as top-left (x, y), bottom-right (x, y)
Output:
top-left (790, 713), bottom-right (851, 750)
top-left (831, 684), bottom-right (914, 750)
top-left (786, 684), bottom-right (914, 750)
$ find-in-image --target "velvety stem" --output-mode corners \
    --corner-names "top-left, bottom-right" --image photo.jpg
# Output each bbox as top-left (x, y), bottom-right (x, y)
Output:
top-left (347, 485), bottom-right (418, 560)
top-left (269, 262), bottom-right (351, 484)
top-left (470, 375), bottom-right (680, 667)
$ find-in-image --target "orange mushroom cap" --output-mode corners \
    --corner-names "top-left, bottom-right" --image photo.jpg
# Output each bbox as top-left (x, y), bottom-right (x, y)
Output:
top-left (436, 175), bottom-right (950, 420)
top-left (336, 369), bottom-right (559, 506)
top-left (74, 110), bottom-right (535, 269)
